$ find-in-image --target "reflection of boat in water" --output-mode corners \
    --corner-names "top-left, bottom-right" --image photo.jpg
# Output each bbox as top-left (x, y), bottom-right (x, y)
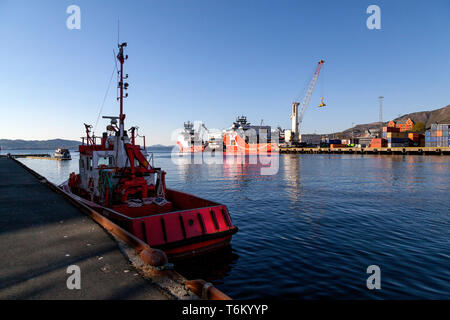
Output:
top-left (175, 246), bottom-right (239, 283)
top-left (53, 148), bottom-right (71, 160)
top-left (61, 42), bottom-right (237, 260)
top-left (223, 116), bottom-right (278, 154)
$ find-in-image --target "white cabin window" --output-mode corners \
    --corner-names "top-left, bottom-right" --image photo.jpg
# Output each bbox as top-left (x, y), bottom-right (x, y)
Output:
top-left (79, 158), bottom-right (84, 169)
top-left (98, 156), bottom-right (114, 167)
top-left (97, 156), bottom-right (114, 167)
top-left (88, 157), bottom-right (93, 170)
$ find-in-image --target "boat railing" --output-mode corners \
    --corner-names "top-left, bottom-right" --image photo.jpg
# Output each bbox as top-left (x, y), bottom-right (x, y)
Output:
top-left (147, 152), bottom-right (154, 168)
top-left (81, 136), bottom-right (103, 146)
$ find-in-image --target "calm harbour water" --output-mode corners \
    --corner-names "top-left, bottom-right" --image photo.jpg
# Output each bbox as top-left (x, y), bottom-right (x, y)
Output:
top-left (3, 149), bottom-right (449, 299)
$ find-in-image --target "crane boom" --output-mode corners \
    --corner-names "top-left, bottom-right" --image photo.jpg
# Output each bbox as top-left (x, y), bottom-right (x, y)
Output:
top-left (290, 59), bottom-right (324, 143)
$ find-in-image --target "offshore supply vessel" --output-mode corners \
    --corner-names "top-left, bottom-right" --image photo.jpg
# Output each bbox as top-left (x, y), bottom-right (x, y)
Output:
top-left (223, 116), bottom-right (278, 154)
top-left (62, 42), bottom-right (237, 259)
top-left (177, 116), bottom-right (279, 154)
top-left (176, 121), bottom-right (208, 153)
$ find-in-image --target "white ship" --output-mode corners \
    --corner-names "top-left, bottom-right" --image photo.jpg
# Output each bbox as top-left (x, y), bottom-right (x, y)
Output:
top-left (52, 148), bottom-right (71, 160)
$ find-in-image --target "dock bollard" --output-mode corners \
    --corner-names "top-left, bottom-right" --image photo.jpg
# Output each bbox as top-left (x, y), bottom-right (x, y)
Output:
top-left (139, 247), bottom-right (168, 267)
top-left (184, 279), bottom-right (232, 300)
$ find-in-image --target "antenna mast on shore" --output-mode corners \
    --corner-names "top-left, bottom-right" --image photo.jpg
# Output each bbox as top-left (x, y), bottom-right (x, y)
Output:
top-left (379, 96), bottom-right (384, 137)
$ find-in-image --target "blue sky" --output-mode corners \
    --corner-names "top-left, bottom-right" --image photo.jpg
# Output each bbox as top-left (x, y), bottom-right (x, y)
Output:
top-left (0, 0), bottom-right (449, 144)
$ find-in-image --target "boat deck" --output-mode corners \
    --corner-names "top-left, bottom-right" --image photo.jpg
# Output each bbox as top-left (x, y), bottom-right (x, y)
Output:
top-left (0, 156), bottom-right (171, 299)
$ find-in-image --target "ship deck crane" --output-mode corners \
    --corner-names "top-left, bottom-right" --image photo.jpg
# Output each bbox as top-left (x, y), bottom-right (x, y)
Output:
top-left (290, 59), bottom-right (325, 144)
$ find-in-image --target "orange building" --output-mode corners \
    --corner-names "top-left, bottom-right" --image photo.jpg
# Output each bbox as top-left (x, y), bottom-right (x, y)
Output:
top-left (387, 118), bottom-right (415, 132)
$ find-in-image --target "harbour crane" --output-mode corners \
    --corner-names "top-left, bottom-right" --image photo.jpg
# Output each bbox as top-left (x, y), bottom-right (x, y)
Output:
top-left (289, 59), bottom-right (325, 144)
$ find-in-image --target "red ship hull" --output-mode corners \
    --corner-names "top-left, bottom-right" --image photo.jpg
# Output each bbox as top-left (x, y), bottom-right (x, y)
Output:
top-left (62, 182), bottom-right (238, 260)
top-left (177, 142), bottom-right (205, 153)
top-left (223, 132), bottom-right (278, 154)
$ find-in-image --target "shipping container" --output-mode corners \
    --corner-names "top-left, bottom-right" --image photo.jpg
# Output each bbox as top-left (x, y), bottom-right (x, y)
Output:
top-left (386, 132), bottom-right (408, 138)
top-left (383, 126), bottom-right (400, 133)
top-left (369, 138), bottom-right (387, 148)
top-left (387, 138), bottom-right (409, 143)
top-left (408, 133), bottom-right (422, 139)
top-left (329, 144), bottom-right (347, 148)
top-left (387, 143), bottom-right (408, 148)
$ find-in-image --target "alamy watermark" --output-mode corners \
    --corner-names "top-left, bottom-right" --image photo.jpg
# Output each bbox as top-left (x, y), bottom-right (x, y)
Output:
top-left (66, 5), bottom-right (81, 30)
top-left (66, 265), bottom-right (81, 290)
top-left (366, 265), bottom-right (381, 290)
top-left (366, 5), bottom-right (381, 30)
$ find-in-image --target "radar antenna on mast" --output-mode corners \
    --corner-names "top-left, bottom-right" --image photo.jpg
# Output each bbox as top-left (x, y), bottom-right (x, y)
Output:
top-left (116, 42), bottom-right (129, 137)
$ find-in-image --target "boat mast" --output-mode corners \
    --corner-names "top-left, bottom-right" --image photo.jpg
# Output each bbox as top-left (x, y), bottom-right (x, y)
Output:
top-left (117, 42), bottom-right (128, 137)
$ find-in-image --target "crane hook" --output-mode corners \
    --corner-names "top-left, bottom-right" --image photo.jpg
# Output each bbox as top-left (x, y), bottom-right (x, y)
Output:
top-left (318, 97), bottom-right (326, 108)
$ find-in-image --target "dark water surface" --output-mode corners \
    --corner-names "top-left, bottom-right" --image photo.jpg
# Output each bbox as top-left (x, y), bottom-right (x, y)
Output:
top-left (4, 149), bottom-right (449, 299)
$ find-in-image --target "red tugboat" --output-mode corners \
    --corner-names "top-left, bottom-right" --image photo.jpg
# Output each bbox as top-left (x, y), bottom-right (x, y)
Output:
top-left (62, 42), bottom-right (237, 260)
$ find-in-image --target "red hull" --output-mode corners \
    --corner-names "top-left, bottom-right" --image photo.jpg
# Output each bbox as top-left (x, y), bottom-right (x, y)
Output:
top-left (63, 183), bottom-right (238, 260)
top-left (223, 132), bottom-right (278, 154)
top-left (177, 142), bottom-right (205, 153)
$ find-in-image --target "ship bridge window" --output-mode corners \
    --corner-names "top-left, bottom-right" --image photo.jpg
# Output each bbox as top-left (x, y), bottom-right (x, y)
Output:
top-left (88, 157), bottom-right (93, 170)
top-left (79, 158), bottom-right (84, 169)
top-left (98, 156), bottom-right (114, 167)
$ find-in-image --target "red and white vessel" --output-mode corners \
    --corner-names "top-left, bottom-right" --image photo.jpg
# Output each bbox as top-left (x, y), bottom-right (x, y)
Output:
top-left (176, 121), bottom-right (207, 153)
top-left (62, 42), bottom-right (237, 260)
top-left (223, 116), bottom-right (278, 154)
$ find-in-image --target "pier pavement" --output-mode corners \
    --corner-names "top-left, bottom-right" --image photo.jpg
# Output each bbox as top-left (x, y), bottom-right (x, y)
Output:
top-left (0, 156), bottom-right (171, 299)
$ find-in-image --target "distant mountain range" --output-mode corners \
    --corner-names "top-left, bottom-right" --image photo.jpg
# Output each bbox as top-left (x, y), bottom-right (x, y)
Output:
top-left (0, 138), bottom-right (173, 150)
top-left (336, 104), bottom-right (450, 137)
top-left (2, 105), bottom-right (449, 148)
top-left (0, 139), bottom-right (81, 150)
top-left (391, 104), bottom-right (450, 128)
top-left (148, 144), bottom-right (174, 149)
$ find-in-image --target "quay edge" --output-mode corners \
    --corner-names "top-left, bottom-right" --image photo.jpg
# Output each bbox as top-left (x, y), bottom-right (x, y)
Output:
top-left (0, 155), bottom-right (231, 300)
top-left (279, 146), bottom-right (450, 155)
